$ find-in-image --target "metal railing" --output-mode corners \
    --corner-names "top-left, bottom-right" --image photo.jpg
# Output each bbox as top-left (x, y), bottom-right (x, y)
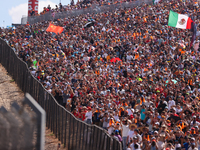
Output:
top-left (0, 94), bottom-right (45, 150)
top-left (21, 0), bottom-right (152, 24)
top-left (0, 38), bottom-right (122, 150)
top-left (0, 103), bottom-right (36, 150)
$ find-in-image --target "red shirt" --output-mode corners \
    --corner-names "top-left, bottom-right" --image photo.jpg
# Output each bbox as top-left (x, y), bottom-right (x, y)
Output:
top-left (79, 111), bottom-right (87, 121)
top-left (73, 111), bottom-right (79, 118)
top-left (155, 87), bottom-right (163, 93)
top-left (114, 100), bottom-right (120, 105)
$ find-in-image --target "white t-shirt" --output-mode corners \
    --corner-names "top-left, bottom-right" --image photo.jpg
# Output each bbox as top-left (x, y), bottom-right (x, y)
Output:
top-left (83, 56), bottom-right (89, 61)
top-left (122, 124), bottom-right (130, 137)
top-left (47, 89), bottom-right (52, 93)
top-left (147, 118), bottom-right (153, 131)
top-left (176, 108), bottom-right (182, 113)
top-left (127, 109), bottom-right (134, 116)
top-left (157, 141), bottom-right (165, 150)
top-left (188, 147), bottom-right (198, 150)
top-left (130, 143), bottom-right (141, 150)
top-left (135, 134), bottom-right (142, 143)
top-left (31, 70), bottom-right (36, 76)
top-left (107, 124), bottom-right (114, 135)
top-left (190, 121), bottom-right (200, 127)
top-left (85, 111), bottom-right (93, 120)
top-left (168, 100), bottom-right (175, 110)
top-left (127, 55), bottom-right (133, 62)
top-left (127, 130), bottom-right (135, 142)
top-left (114, 115), bottom-right (119, 121)
top-left (144, 101), bottom-right (152, 107)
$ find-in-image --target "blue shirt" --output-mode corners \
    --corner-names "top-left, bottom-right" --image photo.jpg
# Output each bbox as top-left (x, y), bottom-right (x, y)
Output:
top-left (183, 142), bottom-right (189, 150)
top-left (140, 109), bottom-right (146, 120)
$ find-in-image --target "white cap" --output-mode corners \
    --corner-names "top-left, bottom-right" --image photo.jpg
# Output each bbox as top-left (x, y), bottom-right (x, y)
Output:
top-left (176, 144), bottom-right (181, 148)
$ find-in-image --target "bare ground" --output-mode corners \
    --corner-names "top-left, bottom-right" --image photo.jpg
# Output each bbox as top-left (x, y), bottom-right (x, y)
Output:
top-left (0, 64), bottom-right (65, 150)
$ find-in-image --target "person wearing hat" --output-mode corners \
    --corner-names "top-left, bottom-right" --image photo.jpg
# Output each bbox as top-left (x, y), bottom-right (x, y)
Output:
top-left (188, 142), bottom-right (198, 150)
top-left (154, 122), bottom-right (160, 132)
top-left (157, 130), bottom-right (166, 150)
top-left (175, 143), bottom-right (182, 150)
top-left (194, 126), bottom-right (199, 135)
top-left (85, 107), bottom-right (93, 124)
top-left (161, 124), bottom-right (167, 132)
top-left (126, 124), bottom-right (136, 146)
top-left (114, 130), bottom-right (122, 142)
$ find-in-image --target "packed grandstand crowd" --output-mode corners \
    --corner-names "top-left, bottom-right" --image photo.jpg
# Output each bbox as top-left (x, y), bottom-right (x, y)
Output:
top-left (29, 0), bottom-right (121, 16)
top-left (1, 0), bottom-right (200, 149)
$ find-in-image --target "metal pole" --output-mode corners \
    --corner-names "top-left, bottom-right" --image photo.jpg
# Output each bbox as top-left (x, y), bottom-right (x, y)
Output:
top-left (23, 93), bottom-right (46, 150)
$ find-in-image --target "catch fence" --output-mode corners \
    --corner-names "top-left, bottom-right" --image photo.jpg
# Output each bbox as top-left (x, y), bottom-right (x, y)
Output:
top-left (21, 0), bottom-right (152, 24)
top-left (0, 38), bottom-right (122, 150)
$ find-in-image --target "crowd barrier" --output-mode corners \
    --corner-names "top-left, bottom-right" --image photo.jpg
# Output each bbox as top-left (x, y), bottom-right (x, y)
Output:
top-left (21, 0), bottom-right (152, 24)
top-left (0, 38), bottom-right (122, 150)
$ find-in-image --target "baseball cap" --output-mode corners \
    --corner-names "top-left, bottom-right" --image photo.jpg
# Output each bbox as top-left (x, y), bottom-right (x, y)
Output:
top-left (176, 144), bottom-right (181, 148)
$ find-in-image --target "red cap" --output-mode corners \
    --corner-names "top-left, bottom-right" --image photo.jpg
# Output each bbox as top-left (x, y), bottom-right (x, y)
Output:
top-left (129, 115), bottom-right (134, 119)
top-left (152, 139), bottom-right (156, 142)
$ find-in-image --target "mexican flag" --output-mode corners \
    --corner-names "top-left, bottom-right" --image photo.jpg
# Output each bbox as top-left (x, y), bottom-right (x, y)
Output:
top-left (168, 10), bottom-right (193, 29)
top-left (153, 0), bottom-right (161, 4)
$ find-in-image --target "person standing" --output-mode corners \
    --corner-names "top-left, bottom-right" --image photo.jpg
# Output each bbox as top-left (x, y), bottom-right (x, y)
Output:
top-left (121, 119), bottom-right (130, 150)
top-left (127, 124), bottom-right (136, 146)
top-left (85, 107), bottom-right (93, 124)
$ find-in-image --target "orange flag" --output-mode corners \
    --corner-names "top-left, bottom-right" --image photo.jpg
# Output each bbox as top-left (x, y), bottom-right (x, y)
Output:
top-left (46, 23), bottom-right (63, 34)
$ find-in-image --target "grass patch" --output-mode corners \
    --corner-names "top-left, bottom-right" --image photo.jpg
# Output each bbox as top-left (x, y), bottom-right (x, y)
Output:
top-left (47, 133), bottom-right (54, 136)
top-left (10, 79), bottom-right (14, 82)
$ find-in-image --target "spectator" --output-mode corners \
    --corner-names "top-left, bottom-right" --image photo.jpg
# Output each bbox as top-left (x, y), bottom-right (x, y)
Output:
top-left (2, 0), bottom-right (200, 149)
